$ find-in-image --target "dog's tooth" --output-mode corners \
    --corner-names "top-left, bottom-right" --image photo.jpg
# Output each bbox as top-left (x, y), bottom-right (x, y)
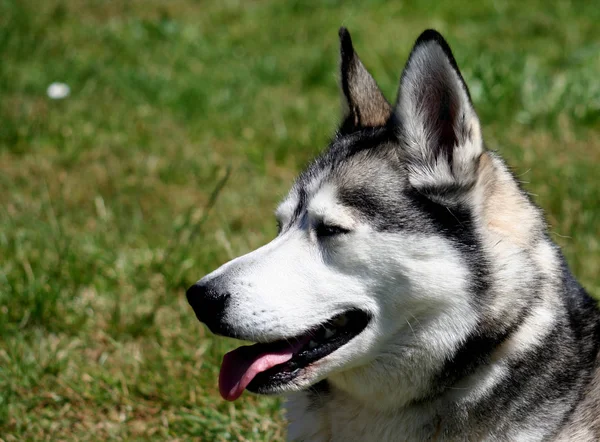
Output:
top-left (324, 327), bottom-right (335, 339)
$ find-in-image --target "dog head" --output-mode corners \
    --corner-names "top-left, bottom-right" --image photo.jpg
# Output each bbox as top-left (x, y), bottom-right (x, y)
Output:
top-left (187, 28), bottom-right (544, 406)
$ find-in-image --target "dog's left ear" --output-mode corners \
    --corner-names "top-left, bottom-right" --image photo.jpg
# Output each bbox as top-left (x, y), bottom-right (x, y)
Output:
top-left (338, 27), bottom-right (392, 133)
top-left (396, 30), bottom-right (483, 197)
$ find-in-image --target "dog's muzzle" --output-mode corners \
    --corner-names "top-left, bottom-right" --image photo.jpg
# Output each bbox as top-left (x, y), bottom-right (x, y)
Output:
top-left (186, 280), bottom-right (231, 335)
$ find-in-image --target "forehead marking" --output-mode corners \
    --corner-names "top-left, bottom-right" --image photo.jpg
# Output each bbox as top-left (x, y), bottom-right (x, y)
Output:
top-left (308, 183), bottom-right (357, 228)
top-left (288, 169), bottom-right (328, 224)
top-left (281, 127), bottom-right (397, 228)
top-left (307, 184), bottom-right (338, 217)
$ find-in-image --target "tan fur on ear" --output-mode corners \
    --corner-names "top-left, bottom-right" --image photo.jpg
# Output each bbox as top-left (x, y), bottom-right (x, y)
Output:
top-left (477, 152), bottom-right (544, 248)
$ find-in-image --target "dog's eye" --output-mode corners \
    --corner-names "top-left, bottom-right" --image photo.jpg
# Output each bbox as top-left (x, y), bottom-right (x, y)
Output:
top-left (315, 222), bottom-right (350, 238)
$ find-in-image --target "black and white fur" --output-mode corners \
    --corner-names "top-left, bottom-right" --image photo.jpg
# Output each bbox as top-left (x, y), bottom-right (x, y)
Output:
top-left (187, 29), bottom-right (600, 441)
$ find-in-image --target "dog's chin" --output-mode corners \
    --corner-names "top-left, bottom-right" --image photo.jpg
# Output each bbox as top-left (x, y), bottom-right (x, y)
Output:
top-left (219, 309), bottom-right (371, 400)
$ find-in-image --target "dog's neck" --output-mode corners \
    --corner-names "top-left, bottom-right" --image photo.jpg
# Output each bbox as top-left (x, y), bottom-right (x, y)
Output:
top-left (286, 379), bottom-right (457, 441)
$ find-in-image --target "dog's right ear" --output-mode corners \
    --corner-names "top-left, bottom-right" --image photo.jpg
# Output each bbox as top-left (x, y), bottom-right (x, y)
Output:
top-left (338, 27), bottom-right (392, 133)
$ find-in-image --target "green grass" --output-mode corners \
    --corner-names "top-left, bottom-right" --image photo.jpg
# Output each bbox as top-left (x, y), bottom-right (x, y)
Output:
top-left (0, 0), bottom-right (598, 440)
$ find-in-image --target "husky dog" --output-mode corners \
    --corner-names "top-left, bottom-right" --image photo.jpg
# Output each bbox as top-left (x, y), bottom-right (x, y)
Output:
top-left (187, 28), bottom-right (600, 441)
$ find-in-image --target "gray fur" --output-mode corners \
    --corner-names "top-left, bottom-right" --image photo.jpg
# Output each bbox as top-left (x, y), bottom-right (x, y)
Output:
top-left (339, 27), bottom-right (392, 130)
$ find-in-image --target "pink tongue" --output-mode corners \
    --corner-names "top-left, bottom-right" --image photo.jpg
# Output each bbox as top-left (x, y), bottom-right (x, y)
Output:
top-left (218, 339), bottom-right (307, 401)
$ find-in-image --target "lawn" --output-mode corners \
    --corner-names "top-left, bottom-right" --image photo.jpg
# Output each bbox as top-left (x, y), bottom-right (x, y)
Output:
top-left (0, 0), bottom-right (598, 440)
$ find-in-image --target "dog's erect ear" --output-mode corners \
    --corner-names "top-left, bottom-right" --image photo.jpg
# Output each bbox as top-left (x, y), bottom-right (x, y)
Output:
top-left (396, 30), bottom-right (483, 196)
top-left (339, 27), bottom-right (392, 133)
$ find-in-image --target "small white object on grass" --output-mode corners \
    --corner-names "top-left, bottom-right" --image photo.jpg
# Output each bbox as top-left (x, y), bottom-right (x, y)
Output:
top-left (47, 82), bottom-right (70, 99)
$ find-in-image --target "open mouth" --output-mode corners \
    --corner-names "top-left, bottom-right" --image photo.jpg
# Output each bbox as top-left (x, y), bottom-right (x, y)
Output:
top-left (218, 309), bottom-right (371, 401)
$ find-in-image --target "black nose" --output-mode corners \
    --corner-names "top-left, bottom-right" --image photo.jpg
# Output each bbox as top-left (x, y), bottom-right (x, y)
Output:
top-left (186, 281), bottom-right (231, 335)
